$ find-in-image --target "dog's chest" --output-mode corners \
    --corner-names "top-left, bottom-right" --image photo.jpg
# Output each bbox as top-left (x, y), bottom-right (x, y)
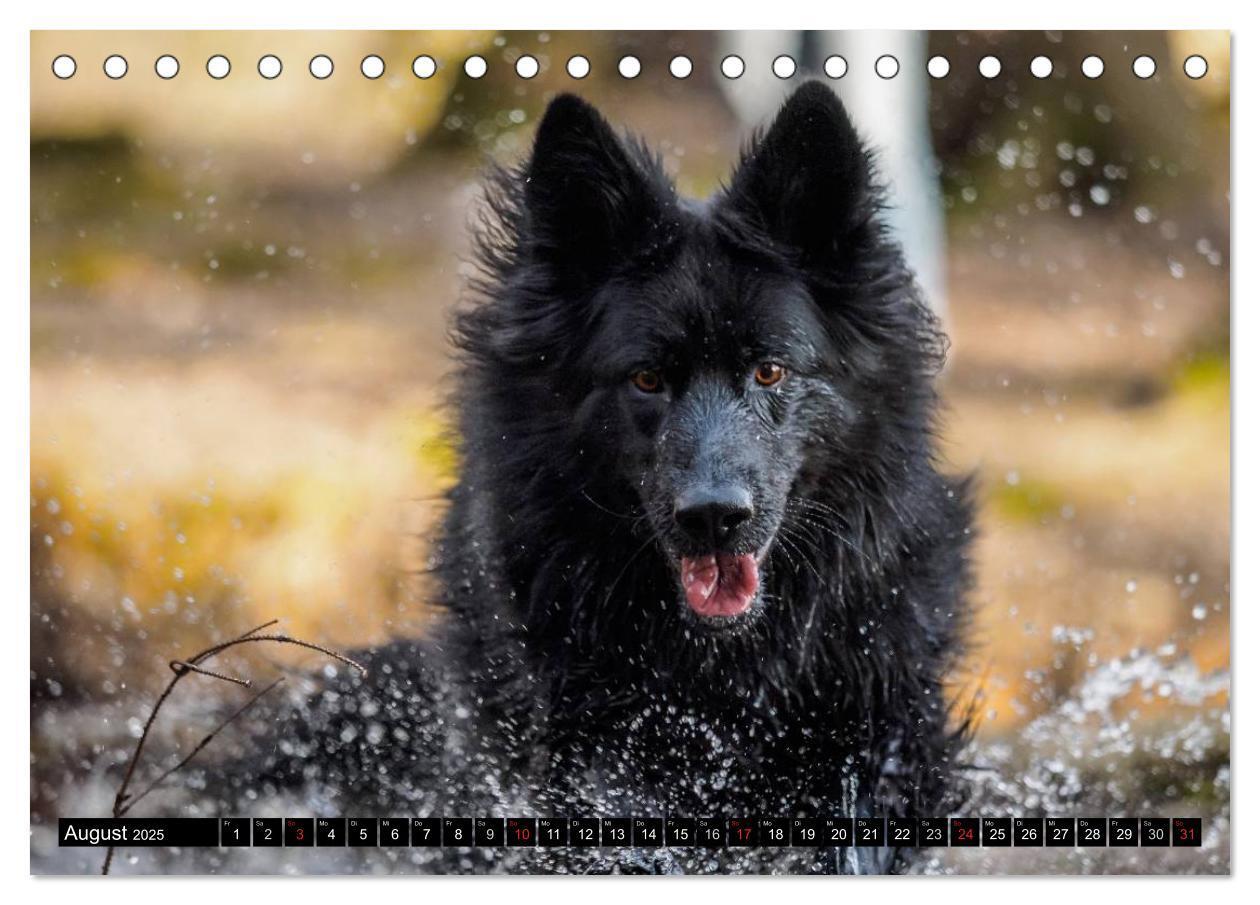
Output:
top-left (536, 692), bottom-right (857, 815)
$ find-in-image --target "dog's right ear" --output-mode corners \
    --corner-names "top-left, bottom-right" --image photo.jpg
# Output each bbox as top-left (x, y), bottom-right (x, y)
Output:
top-left (721, 82), bottom-right (876, 269)
top-left (524, 94), bottom-right (672, 290)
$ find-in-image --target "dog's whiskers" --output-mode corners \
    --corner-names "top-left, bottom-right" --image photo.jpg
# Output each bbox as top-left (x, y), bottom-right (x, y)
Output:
top-left (785, 496), bottom-right (880, 569)
top-left (579, 489), bottom-right (644, 522)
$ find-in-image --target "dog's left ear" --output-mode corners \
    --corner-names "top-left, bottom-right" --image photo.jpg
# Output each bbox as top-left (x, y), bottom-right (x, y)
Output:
top-left (524, 94), bottom-right (674, 291)
top-left (722, 82), bottom-right (875, 265)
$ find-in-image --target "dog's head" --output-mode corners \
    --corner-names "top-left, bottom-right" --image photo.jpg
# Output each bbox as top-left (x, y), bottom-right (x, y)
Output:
top-left (467, 83), bottom-right (941, 632)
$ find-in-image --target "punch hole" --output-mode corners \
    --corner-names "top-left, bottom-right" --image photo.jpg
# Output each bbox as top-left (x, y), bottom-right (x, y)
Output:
top-left (1030, 55), bottom-right (1053, 79)
top-left (566, 55), bottom-right (591, 79)
top-left (720, 55), bottom-right (745, 79)
top-left (360, 55), bottom-right (385, 79)
top-left (978, 55), bottom-right (1002, 79)
top-left (926, 55), bottom-right (950, 79)
top-left (823, 55), bottom-right (847, 79)
top-left (155, 55), bottom-right (179, 79)
top-left (310, 55), bottom-right (334, 79)
top-left (206, 55), bottom-right (231, 79)
top-left (258, 55), bottom-right (282, 79)
top-left (875, 55), bottom-right (900, 79)
top-left (464, 56), bottom-right (488, 79)
top-left (412, 55), bottom-right (436, 79)
top-left (670, 55), bottom-right (693, 79)
top-left (772, 55), bottom-right (796, 79)
top-left (515, 55), bottom-right (539, 79)
top-left (618, 55), bottom-right (641, 79)
top-left (1132, 55), bottom-right (1156, 79)
top-left (52, 54), bottom-right (77, 79)
top-left (1183, 55), bottom-right (1208, 79)
top-left (103, 55), bottom-right (128, 80)
top-left (1081, 55), bottom-right (1105, 79)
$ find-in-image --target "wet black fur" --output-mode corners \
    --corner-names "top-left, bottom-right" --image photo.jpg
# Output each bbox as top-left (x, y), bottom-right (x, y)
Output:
top-left (235, 82), bottom-right (974, 874)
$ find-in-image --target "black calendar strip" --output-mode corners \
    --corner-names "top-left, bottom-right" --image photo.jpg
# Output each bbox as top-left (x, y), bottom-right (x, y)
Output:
top-left (59, 816), bottom-right (1203, 849)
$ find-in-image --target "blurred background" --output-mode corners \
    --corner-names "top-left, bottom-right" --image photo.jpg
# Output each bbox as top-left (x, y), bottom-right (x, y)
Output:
top-left (30, 30), bottom-right (1229, 873)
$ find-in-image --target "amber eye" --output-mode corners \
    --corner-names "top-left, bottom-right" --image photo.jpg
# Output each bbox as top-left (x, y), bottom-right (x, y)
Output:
top-left (631, 369), bottom-right (664, 394)
top-left (753, 362), bottom-right (786, 387)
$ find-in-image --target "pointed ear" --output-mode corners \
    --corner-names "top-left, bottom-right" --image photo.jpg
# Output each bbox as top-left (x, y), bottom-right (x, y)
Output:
top-left (721, 82), bottom-right (875, 265)
top-left (524, 94), bottom-right (674, 289)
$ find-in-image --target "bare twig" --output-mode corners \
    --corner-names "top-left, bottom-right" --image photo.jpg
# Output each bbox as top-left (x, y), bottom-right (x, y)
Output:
top-left (118, 677), bottom-right (285, 814)
top-left (169, 660), bottom-right (252, 687)
top-left (102, 619), bottom-right (367, 875)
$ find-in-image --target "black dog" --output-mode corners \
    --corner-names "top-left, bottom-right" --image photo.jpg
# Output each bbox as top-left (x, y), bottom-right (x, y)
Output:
top-left (236, 82), bottom-right (973, 875)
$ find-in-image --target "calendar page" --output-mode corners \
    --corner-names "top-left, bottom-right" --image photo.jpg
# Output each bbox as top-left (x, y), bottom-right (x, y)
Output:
top-left (28, 28), bottom-right (1230, 877)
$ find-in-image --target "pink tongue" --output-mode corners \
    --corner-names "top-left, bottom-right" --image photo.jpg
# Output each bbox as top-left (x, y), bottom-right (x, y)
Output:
top-left (680, 553), bottom-right (759, 617)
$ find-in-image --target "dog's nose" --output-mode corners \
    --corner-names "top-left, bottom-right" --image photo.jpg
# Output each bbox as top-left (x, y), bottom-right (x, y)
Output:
top-left (674, 486), bottom-right (754, 546)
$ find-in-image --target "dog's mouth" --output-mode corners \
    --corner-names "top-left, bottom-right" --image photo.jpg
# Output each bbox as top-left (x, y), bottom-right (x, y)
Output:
top-left (679, 552), bottom-right (760, 618)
